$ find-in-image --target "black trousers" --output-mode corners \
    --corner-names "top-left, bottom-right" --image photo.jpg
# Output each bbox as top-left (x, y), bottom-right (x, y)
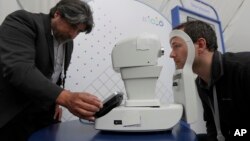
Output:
top-left (0, 103), bottom-right (59, 141)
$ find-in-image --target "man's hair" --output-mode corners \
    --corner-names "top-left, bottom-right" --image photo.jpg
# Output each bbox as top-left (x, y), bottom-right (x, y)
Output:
top-left (50, 0), bottom-right (94, 34)
top-left (173, 20), bottom-right (218, 51)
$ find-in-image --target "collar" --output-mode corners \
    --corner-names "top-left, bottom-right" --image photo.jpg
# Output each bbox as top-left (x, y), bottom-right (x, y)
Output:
top-left (197, 51), bottom-right (224, 89)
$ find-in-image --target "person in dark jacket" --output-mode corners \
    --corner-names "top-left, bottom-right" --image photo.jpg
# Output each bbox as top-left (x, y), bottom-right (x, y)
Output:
top-left (0, 0), bottom-right (102, 140)
top-left (169, 20), bottom-right (250, 141)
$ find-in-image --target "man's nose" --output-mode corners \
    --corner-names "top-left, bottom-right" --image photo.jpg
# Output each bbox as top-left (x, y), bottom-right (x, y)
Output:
top-left (70, 30), bottom-right (79, 39)
top-left (169, 50), bottom-right (175, 58)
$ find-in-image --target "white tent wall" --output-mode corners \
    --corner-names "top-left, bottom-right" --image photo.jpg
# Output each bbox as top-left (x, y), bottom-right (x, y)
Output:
top-left (196, 0), bottom-right (248, 52)
top-left (0, 0), bottom-right (249, 135)
top-left (0, 0), bottom-right (20, 24)
top-left (0, 0), bottom-right (58, 24)
top-left (222, 0), bottom-right (250, 52)
top-left (192, 0), bottom-right (245, 31)
top-left (14, 0), bottom-right (59, 13)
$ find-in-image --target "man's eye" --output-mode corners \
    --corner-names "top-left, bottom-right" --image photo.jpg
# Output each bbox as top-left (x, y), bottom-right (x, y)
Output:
top-left (172, 44), bottom-right (181, 48)
top-left (70, 24), bottom-right (84, 33)
top-left (78, 30), bottom-right (84, 33)
top-left (71, 24), bottom-right (78, 29)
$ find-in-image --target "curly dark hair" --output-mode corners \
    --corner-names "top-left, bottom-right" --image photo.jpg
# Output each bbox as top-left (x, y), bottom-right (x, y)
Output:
top-left (50, 0), bottom-right (94, 34)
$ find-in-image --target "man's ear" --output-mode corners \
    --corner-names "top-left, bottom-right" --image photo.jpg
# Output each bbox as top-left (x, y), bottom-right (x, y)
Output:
top-left (54, 11), bottom-right (61, 18)
top-left (196, 38), bottom-right (206, 54)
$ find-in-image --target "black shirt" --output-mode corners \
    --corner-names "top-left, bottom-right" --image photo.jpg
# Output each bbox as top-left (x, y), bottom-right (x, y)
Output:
top-left (196, 51), bottom-right (250, 141)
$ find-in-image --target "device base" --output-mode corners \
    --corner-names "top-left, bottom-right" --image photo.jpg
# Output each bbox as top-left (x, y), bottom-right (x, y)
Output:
top-left (95, 104), bottom-right (183, 132)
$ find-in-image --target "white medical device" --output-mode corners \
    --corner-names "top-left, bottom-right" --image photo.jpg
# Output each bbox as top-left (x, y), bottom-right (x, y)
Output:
top-left (95, 32), bottom-right (198, 131)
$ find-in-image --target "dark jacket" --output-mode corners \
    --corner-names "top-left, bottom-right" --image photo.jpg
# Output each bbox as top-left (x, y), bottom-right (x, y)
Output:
top-left (196, 51), bottom-right (250, 141)
top-left (0, 10), bottom-right (73, 128)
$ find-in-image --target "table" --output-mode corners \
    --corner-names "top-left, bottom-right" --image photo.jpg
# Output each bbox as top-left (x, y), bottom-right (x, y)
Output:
top-left (28, 120), bottom-right (197, 141)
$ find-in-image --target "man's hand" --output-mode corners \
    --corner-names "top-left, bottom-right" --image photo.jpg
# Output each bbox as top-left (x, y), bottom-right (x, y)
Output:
top-left (56, 90), bottom-right (103, 121)
top-left (54, 104), bottom-right (62, 121)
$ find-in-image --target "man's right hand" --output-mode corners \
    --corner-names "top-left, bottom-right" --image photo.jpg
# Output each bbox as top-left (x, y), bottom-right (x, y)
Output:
top-left (56, 90), bottom-right (103, 121)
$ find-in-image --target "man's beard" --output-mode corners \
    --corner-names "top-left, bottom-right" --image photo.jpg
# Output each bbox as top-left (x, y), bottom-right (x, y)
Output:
top-left (54, 32), bottom-right (72, 44)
